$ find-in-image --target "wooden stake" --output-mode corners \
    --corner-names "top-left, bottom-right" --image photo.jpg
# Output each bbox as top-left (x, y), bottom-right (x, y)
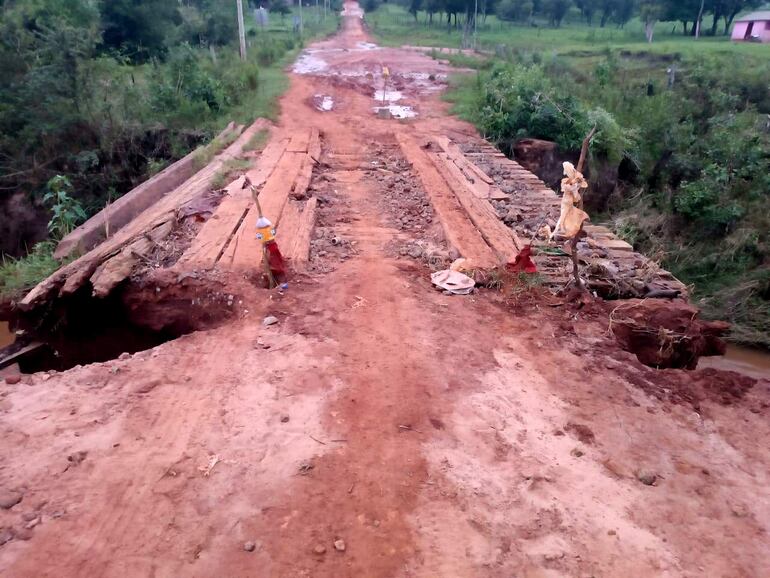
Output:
top-left (571, 126), bottom-right (597, 291)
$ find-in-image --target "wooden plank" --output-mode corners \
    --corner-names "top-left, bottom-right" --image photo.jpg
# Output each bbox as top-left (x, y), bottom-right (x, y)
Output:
top-left (292, 155), bottom-right (314, 199)
top-left (436, 151), bottom-right (491, 202)
top-left (396, 134), bottom-right (497, 268)
top-left (308, 127), bottom-right (321, 162)
top-left (20, 119), bottom-right (270, 309)
top-left (286, 129), bottom-right (311, 153)
top-left (175, 181), bottom-right (253, 270)
top-left (223, 150), bottom-right (305, 270)
top-left (288, 197), bottom-right (318, 271)
top-left (243, 138), bottom-right (289, 193)
top-left (276, 201), bottom-right (302, 247)
top-left (435, 136), bottom-right (495, 186)
top-left (429, 152), bottom-right (521, 263)
top-left (90, 220), bottom-right (174, 297)
top-left (599, 239), bottom-right (634, 252)
top-left (178, 137), bottom-right (289, 270)
top-left (53, 123), bottom-right (240, 260)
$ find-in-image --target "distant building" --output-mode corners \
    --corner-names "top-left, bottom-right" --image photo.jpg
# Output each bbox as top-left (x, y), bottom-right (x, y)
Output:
top-left (732, 11), bottom-right (770, 43)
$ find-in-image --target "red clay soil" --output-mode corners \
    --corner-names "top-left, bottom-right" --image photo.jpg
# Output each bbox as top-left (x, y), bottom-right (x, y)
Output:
top-left (1, 4), bottom-right (769, 577)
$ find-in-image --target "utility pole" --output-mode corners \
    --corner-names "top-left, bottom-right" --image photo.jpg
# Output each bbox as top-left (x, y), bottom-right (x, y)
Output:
top-left (236, 0), bottom-right (247, 60)
top-left (298, 0), bottom-right (304, 34)
top-left (473, 0), bottom-right (478, 50)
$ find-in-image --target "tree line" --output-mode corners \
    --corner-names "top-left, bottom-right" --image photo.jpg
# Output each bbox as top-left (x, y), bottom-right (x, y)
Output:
top-left (0, 0), bottom-right (301, 256)
top-left (389, 0), bottom-right (761, 34)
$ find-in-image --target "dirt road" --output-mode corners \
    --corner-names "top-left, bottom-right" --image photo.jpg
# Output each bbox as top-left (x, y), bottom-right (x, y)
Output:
top-left (1, 4), bottom-right (769, 576)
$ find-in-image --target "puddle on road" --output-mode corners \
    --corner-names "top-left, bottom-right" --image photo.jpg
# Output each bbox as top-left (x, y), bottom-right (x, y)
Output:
top-left (373, 105), bottom-right (417, 119)
top-left (292, 53), bottom-right (329, 74)
top-left (374, 89), bottom-right (403, 102)
top-left (313, 94), bottom-right (334, 111)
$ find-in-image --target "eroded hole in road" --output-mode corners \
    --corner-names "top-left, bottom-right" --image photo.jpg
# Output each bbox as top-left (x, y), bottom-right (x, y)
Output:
top-left (4, 270), bottom-right (240, 373)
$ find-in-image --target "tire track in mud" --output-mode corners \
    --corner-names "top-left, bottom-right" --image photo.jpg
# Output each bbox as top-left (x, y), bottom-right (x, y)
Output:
top-left (241, 134), bottom-right (505, 576)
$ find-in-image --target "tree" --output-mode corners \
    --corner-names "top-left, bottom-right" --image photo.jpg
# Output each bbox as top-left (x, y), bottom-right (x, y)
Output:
top-left (639, 0), bottom-right (663, 42)
top-left (576, 0), bottom-right (600, 24)
top-left (542, 0), bottom-right (573, 26)
top-left (101, 0), bottom-right (182, 62)
top-left (271, 0), bottom-right (293, 22)
top-left (408, 0), bottom-right (422, 20)
top-left (497, 0), bottom-right (535, 21)
top-left (613, 0), bottom-right (635, 27)
top-left (661, 0), bottom-right (702, 36)
top-left (717, 0), bottom-right (762, 35)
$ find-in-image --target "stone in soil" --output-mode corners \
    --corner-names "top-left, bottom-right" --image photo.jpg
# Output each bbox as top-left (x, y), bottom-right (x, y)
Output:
top-left (0, 491), bottom-right (23, 510)
top-left (263, 315), bottom-right (279, 327)
top-left (4, 375), bottom-right (21, 385)
top-left (243, 541), bottom-right (257, 552)
top-left (313, 544), bottom-right (327, 555)
top-left (637, 471), bottom-right (659, 486)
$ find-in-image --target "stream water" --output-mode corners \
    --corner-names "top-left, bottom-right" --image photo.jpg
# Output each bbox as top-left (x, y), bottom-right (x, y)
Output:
top-left (699, 344), bottom-right (770, 380)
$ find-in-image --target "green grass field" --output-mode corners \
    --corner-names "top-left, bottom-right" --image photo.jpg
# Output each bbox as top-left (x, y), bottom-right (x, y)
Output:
top-left (368, 4), bottom-right (770, 61)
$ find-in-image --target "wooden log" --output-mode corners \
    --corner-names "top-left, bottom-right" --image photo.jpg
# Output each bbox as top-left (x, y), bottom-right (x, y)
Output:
top-left (20, 119), bottom-right (270, 309)
top-left (90, 220), bottom-right (174, 298)
top-left (53, 123), bottom-right (242, 260)
top-left (429, 152), bottom-right (521, 263)
top-left (396, 134), bottom-right (497, 268)
top-left (292, 155), bottom-right (314, 200)
top-left (178, 137), bottom-right (289, 270)
top-left (288, 197), bottom-right (318, 271)
top-left (223, 148), bottom-right (306, 270)
top-left (308, 127), bottom-right (322, 162)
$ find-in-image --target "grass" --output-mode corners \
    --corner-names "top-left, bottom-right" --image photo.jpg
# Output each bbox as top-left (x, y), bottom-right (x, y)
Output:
top-left (0, 242), bottom-right (61, 302)
top-left (368, 4), bottom-right (770, 61)
top-left (211, 158), bottom-right (253, 190)
top-left (244, 128), bottom-right (271, 153)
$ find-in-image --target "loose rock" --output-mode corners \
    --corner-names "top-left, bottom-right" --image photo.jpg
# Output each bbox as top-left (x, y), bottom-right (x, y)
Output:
top-left (637, 471), bottom-right (658, 486)
top-left (4, 375), bottom-right (21, 385)
top-left (118, 352), bottom-right (131, 361)
top-left (263, 316), bottom-right (279, 327)
top-left (0, 491), bottom-right (23, 510)
top-left (244, 541), bottom-right (256, 552)
top-left (313, 544), bottom-right (327, 555)
top-left (334, 539), bottom-right (346, 552)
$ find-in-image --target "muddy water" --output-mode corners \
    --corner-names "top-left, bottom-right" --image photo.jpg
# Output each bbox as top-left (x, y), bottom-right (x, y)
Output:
top-left (699, 344), bottom-right (770, 380)
top-left (0, 321), bottom-right (14, 348)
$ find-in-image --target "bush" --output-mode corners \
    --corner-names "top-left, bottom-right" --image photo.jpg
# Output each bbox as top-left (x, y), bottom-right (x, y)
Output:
top-left (476, 63), bottom-right (588, 150)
